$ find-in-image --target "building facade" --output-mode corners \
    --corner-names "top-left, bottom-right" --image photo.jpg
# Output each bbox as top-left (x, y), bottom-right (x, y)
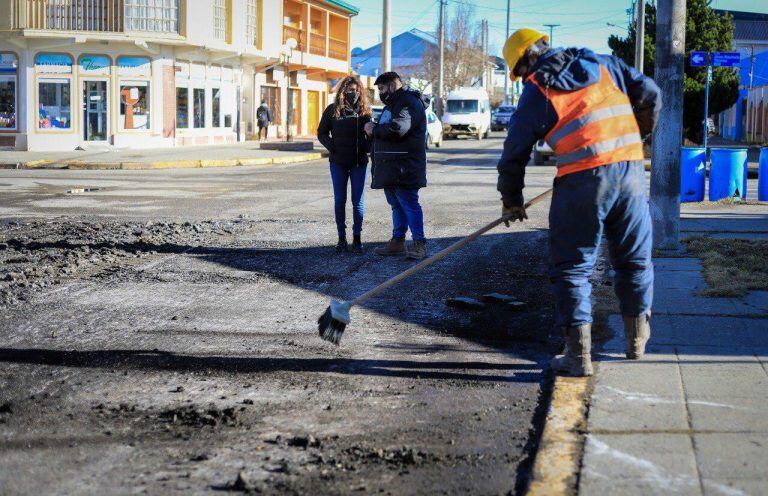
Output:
top-left (713, 9), bottom-right (768, 143)
top-left (0, 0), bottom-right (357, 151)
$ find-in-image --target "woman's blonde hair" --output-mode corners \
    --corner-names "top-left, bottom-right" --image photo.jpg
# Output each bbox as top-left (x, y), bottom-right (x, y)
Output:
top-left (333, 75), bottom-right (371, 118)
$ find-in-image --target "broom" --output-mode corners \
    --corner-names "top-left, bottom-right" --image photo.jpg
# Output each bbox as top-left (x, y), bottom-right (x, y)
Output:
top-left (317, 188), bottom-right (553, 345)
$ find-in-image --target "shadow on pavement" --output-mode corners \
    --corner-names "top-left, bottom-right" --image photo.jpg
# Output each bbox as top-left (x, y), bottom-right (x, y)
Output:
top-left (0, 348), bottom-right (543, 383)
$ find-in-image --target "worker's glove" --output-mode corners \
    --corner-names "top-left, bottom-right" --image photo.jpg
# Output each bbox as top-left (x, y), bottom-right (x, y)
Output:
top-left (501, 193), bottom-right (527, 227)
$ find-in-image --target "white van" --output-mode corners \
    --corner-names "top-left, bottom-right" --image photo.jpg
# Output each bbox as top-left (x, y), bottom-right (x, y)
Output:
top-left (441, 87), bottom-right (491, 140)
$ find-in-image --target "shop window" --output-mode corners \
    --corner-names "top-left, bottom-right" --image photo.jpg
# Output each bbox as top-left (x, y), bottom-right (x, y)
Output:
top-left (0, 76), bottom-right (15, 129)
top-left (177, 87), bottom-right (189, 128)
top-left (260, 86), bottom-right (281, 125)
top-left (120, 82), bottom-right (150, 130)
top-left (193, 88), bottom-right (206, 128)
top-left (212, 87), bottom-right (221, 127)
top-left (38, 79), bottom-right (71, 129)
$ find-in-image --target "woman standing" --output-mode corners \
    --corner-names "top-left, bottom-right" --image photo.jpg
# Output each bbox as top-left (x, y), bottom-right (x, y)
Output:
top-left (317, 76), bottom-right (372, 253)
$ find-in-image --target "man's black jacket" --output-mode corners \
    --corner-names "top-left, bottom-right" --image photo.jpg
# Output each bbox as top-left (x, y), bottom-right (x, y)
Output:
top-left (370, 86), bottom-right (428, 190)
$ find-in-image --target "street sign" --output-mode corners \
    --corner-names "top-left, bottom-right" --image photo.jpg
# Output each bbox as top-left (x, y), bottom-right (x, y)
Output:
top-left (690, 51), bottom-right (707, 67)
top-left (711, 52), bottom-right (740, 67)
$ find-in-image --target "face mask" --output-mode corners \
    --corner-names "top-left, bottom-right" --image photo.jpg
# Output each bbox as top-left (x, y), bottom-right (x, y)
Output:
top-left (344, 91), bottom-right (359, 105)
top-left (379, 90), bottom-right (393, 105)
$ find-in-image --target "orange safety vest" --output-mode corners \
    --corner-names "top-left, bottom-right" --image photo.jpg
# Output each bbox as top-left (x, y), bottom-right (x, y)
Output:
top-left (528, 64), bottom-right (644, 177)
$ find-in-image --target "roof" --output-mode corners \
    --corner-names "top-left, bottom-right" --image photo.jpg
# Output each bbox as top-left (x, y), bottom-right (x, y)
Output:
top-left (351, 29), bottom-right (437, 76)
top-left (321, 0), bottom-right (359, 15)
top-left (714, 9), bottom-right (768, 41)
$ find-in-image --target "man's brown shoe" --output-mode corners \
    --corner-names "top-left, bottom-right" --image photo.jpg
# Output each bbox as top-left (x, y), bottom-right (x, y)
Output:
top-left (406, 240), bottom-right (427, 260)
top-left (375, 238), bottom-right (406, 256)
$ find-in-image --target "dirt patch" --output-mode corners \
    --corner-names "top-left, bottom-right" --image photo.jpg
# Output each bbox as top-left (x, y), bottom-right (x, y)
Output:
top-left (683, 236), bottom-right (768, 297)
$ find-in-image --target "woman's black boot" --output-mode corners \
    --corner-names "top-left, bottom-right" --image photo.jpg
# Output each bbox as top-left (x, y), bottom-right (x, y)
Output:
top-left (351, 234), bottom-right (363, 253)
top-left (335, 235), bottom-right (348, 253)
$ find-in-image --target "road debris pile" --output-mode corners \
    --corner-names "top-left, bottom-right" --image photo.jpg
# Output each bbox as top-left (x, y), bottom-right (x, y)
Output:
top-left (0, 218), bottom-right (255, 305)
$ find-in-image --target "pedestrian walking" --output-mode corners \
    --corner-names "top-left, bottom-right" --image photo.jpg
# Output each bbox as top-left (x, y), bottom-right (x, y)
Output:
top-left (256, 102), bottom-right (271, 142)
top-left (317, 75), bottom-right (372, 253)
top-left (365, 72), bottom-right (430, 260)
top-left (497, 29), bottom-right (662, 376)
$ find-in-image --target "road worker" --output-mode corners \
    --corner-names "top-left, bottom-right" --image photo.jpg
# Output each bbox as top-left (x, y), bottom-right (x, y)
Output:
top-left (497, 29), bottom-right (662, 376)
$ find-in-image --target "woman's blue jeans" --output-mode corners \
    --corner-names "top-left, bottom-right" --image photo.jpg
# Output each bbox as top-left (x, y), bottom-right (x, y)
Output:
top-left (329, 162), bottom-right (367, 237)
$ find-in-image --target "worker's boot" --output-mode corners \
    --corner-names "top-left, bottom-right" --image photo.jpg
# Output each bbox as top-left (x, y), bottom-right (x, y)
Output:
top-left (623, 313), bottom-right (651, 359)
top-left (406, 240), bottom-right (427, 260)
top-left (551, 324), bottom-right (594, 377)
top-left (375, 237), bottom-right (406, 256)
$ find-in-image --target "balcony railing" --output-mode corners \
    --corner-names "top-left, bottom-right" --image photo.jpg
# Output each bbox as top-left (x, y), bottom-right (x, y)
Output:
top-left (309, 32), bottom-right (326, 57)
top-left (282, 25), bottom-right (305, 52)
top-left (11, 0), bottom-right (179, 34)
top-left (328, 37), bottom-right (347, 61)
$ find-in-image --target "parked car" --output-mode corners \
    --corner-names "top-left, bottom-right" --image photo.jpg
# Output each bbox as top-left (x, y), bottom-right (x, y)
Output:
top-left (426, 109), bottom-right (443, 148)
top-left (533, 139), bottom-right (553, 165)
top-left (491, 105), bottom-right (516, 131)
top-left (441, 87), bottom-right (491, 140)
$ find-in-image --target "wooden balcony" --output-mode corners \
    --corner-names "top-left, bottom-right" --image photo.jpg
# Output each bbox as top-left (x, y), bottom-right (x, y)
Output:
top-left (282, 25), bottom-right (305, 52)
top-left (328, 37), bottom-right (347, 61)
top-left (309, 32), bottom-right (325, 56)
top-left (10, 0), bottom-right (180, 34)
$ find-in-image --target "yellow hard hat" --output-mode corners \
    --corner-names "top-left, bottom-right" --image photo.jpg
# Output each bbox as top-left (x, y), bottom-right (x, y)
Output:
top-left (503, 28), bottom-right (549, 81)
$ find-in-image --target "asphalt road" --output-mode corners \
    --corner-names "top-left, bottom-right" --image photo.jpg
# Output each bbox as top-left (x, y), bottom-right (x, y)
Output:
top-left (0, 133), bottom-right (559, 495)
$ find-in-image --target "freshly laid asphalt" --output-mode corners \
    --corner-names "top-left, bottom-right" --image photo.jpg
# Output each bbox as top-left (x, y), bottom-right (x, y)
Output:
top-left (0, 134), bottom-right (561, 494)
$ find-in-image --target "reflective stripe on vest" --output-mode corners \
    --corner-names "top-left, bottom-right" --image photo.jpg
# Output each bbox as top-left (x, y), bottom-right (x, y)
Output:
top-left (528, 64), bottom-right (644, 177)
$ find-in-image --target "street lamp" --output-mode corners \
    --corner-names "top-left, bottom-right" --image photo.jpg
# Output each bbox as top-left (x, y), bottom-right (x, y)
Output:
top-left (282, 38), bottom-right (297, 142)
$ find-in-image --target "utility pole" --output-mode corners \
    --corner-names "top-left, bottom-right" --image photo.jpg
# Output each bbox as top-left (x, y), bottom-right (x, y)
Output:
top-left (479, 20), bottom-right (485, 86)
top-left (749, 44), bottom-right (755, 141)
top-left (437, 0), bottom-right (446, 116)
top-left (650, 0), bottom-right (686, 250)
top-left (543, 23), bottom-right (560, 46)
top-left (503, 0), bottom-right (510, 104)
top-left (634, 0), bottom-right (645, 72)
top-left (382, 0), bottom-right (391, 73)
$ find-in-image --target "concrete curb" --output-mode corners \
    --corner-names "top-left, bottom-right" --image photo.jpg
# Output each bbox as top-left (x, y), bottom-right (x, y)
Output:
top-left (8, 151), bottom-right (327, 171)
top-left (525, 374), bottom-right (592, 496)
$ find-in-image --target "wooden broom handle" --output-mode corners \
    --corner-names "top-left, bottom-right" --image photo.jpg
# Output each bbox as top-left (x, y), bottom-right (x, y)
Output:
top-left (350, 188), bottom-right (553, 307)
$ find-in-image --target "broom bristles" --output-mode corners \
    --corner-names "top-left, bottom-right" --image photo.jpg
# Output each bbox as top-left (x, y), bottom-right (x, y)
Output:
top-left (317, 306), bottom-right (347, 345)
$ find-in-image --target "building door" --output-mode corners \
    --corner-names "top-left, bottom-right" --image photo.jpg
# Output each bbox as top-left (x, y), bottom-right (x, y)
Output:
top-left (83, 80), bottom-right (108, 141)
top-left (307, 90), bottom-right (320, 136)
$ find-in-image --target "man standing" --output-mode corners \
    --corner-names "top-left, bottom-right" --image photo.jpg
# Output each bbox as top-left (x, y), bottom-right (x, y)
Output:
top-left (497, 29), bottom-right (662, 376)
top-left (256, 102), bottom-right (271, 142)
top-left (365, 72), bottom-right (429, 260)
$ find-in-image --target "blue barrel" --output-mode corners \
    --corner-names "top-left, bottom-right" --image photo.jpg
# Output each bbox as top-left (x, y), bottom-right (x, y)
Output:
top-left (680, 147), bottom-right (706, 202)
top-left (759, 147), bottom-right (768, 201)
top-left (709, 148), bottom-right (747, 201)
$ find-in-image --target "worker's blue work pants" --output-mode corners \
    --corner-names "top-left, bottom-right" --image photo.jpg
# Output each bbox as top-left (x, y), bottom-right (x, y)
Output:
top-left (549, 161), bottom-right (653, 327)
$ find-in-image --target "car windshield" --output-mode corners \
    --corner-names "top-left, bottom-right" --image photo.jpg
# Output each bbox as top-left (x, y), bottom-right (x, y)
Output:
top-left (447, 100), bottom-right (478, 114)
top-left (497, 106), bottom-right (514, 114)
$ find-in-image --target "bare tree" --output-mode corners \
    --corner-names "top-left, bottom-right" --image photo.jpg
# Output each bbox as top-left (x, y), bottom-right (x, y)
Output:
top-left (419, 4), bottom-right (486, 94)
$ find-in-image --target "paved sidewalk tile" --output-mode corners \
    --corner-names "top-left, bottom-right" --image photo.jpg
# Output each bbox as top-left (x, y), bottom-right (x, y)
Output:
top-left (653, 258), bottom-right (704, 272)
top-left (579, 433), bottom-right (700, 496)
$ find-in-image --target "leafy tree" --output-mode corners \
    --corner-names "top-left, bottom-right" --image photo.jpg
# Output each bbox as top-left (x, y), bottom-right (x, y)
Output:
top-left (608, 0), bottom-right (740, 142)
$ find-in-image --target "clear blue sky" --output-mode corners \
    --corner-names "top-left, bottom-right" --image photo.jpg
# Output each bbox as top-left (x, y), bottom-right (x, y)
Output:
top-left (350, 0), bottom-right (766, 57)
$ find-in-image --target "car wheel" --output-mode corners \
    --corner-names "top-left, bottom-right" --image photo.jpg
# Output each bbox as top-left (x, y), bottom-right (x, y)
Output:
top-left (533, 149), bottom-right (545, 166)
top-left (483, 127), bottom-right (490, 139)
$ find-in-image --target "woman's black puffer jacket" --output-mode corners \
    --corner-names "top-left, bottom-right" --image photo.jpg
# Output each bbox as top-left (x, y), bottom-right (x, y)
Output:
top-left (317, 104), bottom-right (371, 167)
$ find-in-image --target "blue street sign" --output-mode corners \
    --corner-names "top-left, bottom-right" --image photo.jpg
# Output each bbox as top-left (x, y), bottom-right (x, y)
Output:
top-left (711, 52), bottom-right (740, 67)
top-left (690, 51), bottom-right (707, 67)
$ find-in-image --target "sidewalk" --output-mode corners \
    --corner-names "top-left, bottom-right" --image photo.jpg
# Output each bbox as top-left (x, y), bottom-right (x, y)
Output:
top-left (579, 203), bottom-right (768, 496)
top-left (0, 140), bottom-right (326, 170)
